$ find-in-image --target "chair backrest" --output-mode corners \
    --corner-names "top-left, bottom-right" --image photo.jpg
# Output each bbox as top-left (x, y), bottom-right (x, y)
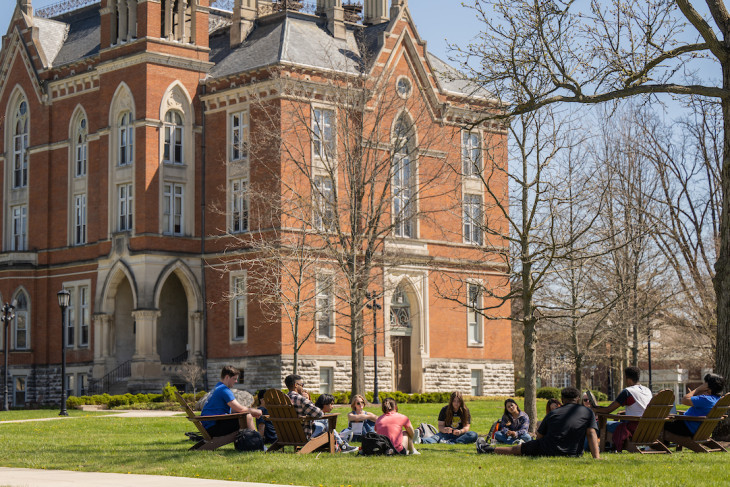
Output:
top-left (692, 393), bottom-right (730, 441)
top-left (263, 388), bottom-right (308, 444)
top-left (631, 389), bottom-right (674, 444)
top-left (174, 390), bottom-right (212, 441)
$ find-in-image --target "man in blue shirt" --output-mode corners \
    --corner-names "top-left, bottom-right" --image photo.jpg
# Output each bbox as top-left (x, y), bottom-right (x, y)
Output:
top-left (662, 373), bottom-right (725, 447)
top-left (201, 365), bottom-right (262, 437)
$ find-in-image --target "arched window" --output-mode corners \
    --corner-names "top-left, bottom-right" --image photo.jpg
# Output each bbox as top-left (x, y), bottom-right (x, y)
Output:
top-left (74, 117), bottom-right (88, 177)
top-left (13, 100), bottom-right (29, 188)
top-left (163, 110), bottom-right (184, 164)
top-left (14, 291), bottom-right (29, 350)
top-left (390, 285), bottom-right (411, 329)
top-left (393, 117), bottom-right (414, 238)
top-left (119, 111), bottom-right (134, 166)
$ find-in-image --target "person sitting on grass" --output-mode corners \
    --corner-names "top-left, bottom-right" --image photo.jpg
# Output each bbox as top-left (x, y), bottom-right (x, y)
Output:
top-left (493, 398), bottom-right (531, 445)
top-left (591, 366), bottom-right (652, 452)
top-left (201, 365), bottom-right (262, 438)
top-left (255, 389), bottom-right (277, 445)
top-left (477, 387), bottom-right (599, 459)
top-left (312, 394), bottom-right (358, 453)
top-left (421, 391), bottom-right (478, 444)
top-left (662, 373), bottom-right (726, 448)
top-left (340, 394), bottom-right (377, 442)
top-left (374, 397), bottom-right (420, 455)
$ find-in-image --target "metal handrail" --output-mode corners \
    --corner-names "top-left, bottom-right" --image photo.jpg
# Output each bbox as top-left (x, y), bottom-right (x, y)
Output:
top-left (88, 359), bottom-right (131, 394)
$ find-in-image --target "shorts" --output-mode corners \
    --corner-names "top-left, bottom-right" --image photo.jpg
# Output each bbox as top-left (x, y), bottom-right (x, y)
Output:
top-left (663, 420), bottom-right (693, 437)
top-left (520, 439), bottom-right (543, 457)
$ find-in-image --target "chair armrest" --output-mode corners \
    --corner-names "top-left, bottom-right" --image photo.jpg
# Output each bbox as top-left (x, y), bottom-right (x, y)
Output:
top-left (191, 412), bottom-right (249, 422)
top-left (603, 414), bottom-right (642, 421)
top-left (671, 415), bottom-right (707, 421)
top-left (299, 413), bottom-right (339, 423)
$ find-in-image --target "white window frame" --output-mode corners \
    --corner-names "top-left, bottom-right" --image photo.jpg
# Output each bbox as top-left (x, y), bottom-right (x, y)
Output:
top-left (65, 287), bottom-right (75, 348)
top-left (11, 205), bottom-right (28, 251)
top-left (315, 273), bottom-right (335, 342)
top-left (312, 107), bottom-right (335, 162)
top-left (74, 117), bottom-right (88, 177)
top-left (63, 282), bottom-right (91, 349)
top-left (74, 194), bottom-right (87, 245)
top-left (230, 110), bottom-right (249, 162)
top-left (467, 283), bottom-right (483, 346)
top-left (463, 193), bottom-right (483, 245)
top-left (470, 368), bottom-right (483, 396)
top-left (462, 130), bottom-right (482, 177)
top-left (163, 110), bottom-right (184, 165)
top-left (13, 100), bottom-right (29, 189)
top-left (163, 183), bottom-right (184, 235)
top-left (319, 366), bottom-right (334, 394)
top-left (119, 111), bottom-right (134, 166)
top-left (231, 178), bottom-right (249, 233)
top-left (231, 274), bottom-right (247, 342)
top-left (393, 121), bottom-right (414, 239)
top-left (313, 175), bottom-right (335, 231)
top-left (118, 183), bottom-right (133, 232)
top-left (13, 292), bottom-right (29, 350)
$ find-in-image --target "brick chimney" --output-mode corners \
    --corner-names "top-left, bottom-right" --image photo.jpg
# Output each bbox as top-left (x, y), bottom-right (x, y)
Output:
top-left (231, 0), bottom-right (258, 47)
top-left (317, 0), bottom-right (345, 40)
top-left (363, 0), bottom-right (387, 25)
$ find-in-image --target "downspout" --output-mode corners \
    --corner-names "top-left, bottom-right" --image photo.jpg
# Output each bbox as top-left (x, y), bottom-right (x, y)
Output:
top-left (200, 83), bottom-right (209, 390)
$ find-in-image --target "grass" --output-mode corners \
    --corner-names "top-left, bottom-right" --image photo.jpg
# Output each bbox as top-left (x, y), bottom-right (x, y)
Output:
top-left (0, 409), bottom-right (111, 421)
top-left (0, 399), bottom-right (726, 487)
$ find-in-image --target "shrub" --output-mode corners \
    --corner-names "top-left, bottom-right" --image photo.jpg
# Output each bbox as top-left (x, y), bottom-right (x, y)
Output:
top-left (162, 382), bottom-right (177, 402)
top-left (590, 390), bottom-right (607, 402)
top-left (536, 387), bottom-right (561, 400)
top-left (515, 388), bottom-right (525, 397)
top-left (107, 395), bottom-right (130, 408)
top-left (66, 396), bottom-right (83, 409)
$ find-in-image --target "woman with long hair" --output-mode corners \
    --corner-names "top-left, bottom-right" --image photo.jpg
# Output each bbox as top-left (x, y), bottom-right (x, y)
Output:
top-left (340, 394), bottom-right (377, 442)
top-left (421, 391), bottom-right (478, 444)
top-left (495, 398), bottom-right (532, 444)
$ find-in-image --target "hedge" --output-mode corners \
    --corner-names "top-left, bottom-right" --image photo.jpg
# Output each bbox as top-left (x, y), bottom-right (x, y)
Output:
top-left (514, 387), bottom-right (607, 402)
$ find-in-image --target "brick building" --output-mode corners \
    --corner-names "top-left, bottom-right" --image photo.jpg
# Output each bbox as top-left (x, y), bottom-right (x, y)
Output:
top-left (0, 0), bottom-right (513, 407)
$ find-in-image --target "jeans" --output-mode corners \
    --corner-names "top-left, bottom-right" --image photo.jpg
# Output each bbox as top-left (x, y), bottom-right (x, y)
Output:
top-left (421, 430), bottom-right (478, 444)
top-left (494, 431), bottom-right (532, 444)
top-left (312, 419), bottom-right (344, 447)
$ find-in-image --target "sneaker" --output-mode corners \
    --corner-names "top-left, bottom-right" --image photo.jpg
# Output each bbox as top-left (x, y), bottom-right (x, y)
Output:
top-left (340, 444), bottom-right (359, 454)
top-left (476, 437), bottom-right (495, 454)
top-left (413, 428), bottom-right (421, 444)
top-left (515, 439), bottom-right (524, 446)
top-left (409, 449), bottom-right (421, 455)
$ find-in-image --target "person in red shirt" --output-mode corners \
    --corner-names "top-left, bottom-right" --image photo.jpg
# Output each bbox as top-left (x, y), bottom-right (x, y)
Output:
top-left (374, 397), bottom-right (419, 455)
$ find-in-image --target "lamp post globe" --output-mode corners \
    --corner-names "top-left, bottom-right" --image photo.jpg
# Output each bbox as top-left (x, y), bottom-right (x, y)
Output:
top-left (57, 289), bottom-right (71, 416)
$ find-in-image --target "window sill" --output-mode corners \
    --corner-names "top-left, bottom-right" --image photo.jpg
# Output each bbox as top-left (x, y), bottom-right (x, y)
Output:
top-left (0, 252), bottom-right (38, 266)
top-left (467, 342), bottom-right (484, 348)
top-left (315, 336), bottom-right (336, 344)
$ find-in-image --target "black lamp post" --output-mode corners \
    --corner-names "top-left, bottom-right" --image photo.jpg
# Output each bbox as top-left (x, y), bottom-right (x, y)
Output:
top-left (366, 291), bottom-right (382, 404)
top-left (57, 289), bottom-right (71, 416)
top-left (647, 325), bottom-right (653, 392)
top-left (1, 301), bottom-right (16, 411)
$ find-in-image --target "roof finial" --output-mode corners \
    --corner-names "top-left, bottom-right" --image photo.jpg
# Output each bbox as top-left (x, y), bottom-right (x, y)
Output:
top-left (19, 0), bottom-right (33, 16)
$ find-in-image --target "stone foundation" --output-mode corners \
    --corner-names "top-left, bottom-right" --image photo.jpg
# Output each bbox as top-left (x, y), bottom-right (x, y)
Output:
top-left (422, 359), bottom-right (514, 396)
top-left (0, 362), bottom-right (93, 407)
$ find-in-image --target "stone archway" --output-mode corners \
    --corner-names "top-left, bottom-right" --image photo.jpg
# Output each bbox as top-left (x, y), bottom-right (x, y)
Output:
top-left (157, 273), bottom-right (188, 363)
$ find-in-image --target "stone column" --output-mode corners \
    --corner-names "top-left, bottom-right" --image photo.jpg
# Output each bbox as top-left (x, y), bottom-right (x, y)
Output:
top-left (127, 0), bottom-right (137, 39)
top-left (164, 0), bottom-right (174, 39)
top-left (175, 0), bottom-right (186, 41)
top-left (364, 0), bottom-right (388, 25)
top-left (118, 0), bottom-right (128, 42)
top-left (109, 0), bottom-right (118, 44)
top-left (189, 311), bottom-right (203, 359)
top-left (92, 313), bottom-right (114, 378)
top-left (128, 309), bottom-right (162, 392)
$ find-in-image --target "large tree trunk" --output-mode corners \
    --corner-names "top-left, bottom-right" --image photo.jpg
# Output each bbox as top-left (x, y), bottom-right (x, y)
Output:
top-left (712, 65), bottom-right (730, 439)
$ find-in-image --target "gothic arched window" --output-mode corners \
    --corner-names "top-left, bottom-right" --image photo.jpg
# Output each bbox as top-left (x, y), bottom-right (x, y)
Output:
top-left (163, 110), bottom-right (184, 164)
top-left (390, 285), bottom-right (411, 329)
top-left (13, 100), bottom-right (29, 188)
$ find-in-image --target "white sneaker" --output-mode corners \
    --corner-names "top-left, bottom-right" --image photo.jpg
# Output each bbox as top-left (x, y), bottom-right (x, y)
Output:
top-left (410, 449), bottom-right (421, 455)
top-left (340, 444), bottom-right (359, 453)
top-left (515, 439), bottom-right (524, 445)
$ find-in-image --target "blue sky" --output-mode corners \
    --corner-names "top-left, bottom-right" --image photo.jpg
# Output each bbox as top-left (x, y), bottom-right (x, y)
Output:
top-left (0, 0), bottom-right (479, 62)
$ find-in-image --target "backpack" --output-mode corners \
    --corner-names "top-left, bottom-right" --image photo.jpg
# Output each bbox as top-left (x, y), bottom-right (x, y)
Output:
top-left (486, 420), bottom-right (500, 441)
top-left (234, 429), bottom-right (264, 452)
top-left (417, 423), bottom-right (438, 440)
top-left (360, 432), bottom-right (397, 456)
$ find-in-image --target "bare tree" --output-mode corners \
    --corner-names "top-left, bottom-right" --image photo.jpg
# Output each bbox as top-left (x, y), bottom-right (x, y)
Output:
top-left (179, 361), bottom-right (205, 396)
top-left (456, 0), bottom-right (730, 405)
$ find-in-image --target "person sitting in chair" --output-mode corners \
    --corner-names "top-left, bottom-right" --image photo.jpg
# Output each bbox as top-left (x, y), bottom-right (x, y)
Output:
top-left (284, 374), bottom-right (323, 439)
top-left (201, 365), bottom-right (262, 437)
top-left (662, 373), bottom-right (726, 447)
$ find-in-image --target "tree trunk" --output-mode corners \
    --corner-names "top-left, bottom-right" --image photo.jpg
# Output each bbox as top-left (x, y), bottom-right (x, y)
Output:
top-left (575, 353), bottom-right (583, 391)
top-left (711, 64), bottom-right (730, 439)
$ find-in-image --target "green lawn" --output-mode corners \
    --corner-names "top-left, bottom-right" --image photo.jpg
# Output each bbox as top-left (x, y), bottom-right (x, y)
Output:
top-left (0, 409), bottom-right (111, 421)
top-left (0, 400), bottom-right (726, 487)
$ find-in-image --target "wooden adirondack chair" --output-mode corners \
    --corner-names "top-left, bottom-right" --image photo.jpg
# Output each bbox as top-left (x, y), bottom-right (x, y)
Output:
top-left (671, 393), bottom-right (730, 453)
top-left (174, 390), bottom-right (249, 451)
top-left (263, 388), bottom-right (339, 454)
top-left (601, 389), bottom-right (675, 454)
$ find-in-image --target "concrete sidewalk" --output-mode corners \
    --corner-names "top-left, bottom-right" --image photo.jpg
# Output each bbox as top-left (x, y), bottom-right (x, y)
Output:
top-left (0, 468), bottom-right (306, 487)
top-left (0, 410), bottom-right (183, 424)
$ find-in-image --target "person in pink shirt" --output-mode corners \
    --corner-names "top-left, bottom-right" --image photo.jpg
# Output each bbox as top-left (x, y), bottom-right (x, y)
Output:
top-left (374, 397), bottom-right (420, 455)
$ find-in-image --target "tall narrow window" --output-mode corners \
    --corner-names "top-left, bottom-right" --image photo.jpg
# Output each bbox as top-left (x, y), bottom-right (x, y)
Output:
top-left (231, 178), bottom-right (248, 233)
top-left (163, 110), bottom-right (184, 164)
top-left (13, 100), bottom-right (29, 188)
top-left (316, 274), bottom-right (334, 340)
top-left (74, 194), bottom-right (87, 245)
top-left (463, 194), bottom-right (483, 245)
top-left (471, 369), bottom-right (483, 396)
top-left (467, 283), bottom-right (483, 345)
top-left (319, 367), bottom-right (334, 393)
top-left (163, 183), bottom-right (184, 235)
top-left (233, 277), bottom-right (246, 340)
top-left (119, 111), bottom-right (134, 166)
top-left (14, 292), bottom-right (28, 350)
top-left (118, 183), bottom-right (133, 231)
top-left (13, 376), bottom-right (26, 406)
top-left (11, 205), bottom-right (27, 251)
top-left (79, 286), bottom-right (90, 347)
top-left (65, 288), bottom-right (75, 348)
top-left (462, 131), bottom-right (481, 177)
top-left (230, 110), bottom-right (249, 162)
top-left (75, 117), bottom-right (88, 177)
top-left (393, 120), bottom-right (414, 238)
top-left (313, 176), bottom-right (335, 231)
top-left (312, 107), bottom-right (335, 160)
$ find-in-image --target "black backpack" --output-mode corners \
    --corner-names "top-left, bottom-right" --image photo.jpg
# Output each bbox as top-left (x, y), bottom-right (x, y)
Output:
top-left (360, 432), bottom-right (398, 456)
top-left (234, 429), bottom-right (264, 452)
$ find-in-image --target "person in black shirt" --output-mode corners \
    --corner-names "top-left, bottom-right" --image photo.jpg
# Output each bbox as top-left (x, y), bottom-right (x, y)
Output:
top-left (255, 389), bottom-right (277, 445)
top-left (477, 387), bottom-right (600, 459)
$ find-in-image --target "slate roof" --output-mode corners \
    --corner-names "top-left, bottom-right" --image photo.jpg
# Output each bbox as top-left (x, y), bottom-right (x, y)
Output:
top-left (29, 5), bottom-right (481, 98)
